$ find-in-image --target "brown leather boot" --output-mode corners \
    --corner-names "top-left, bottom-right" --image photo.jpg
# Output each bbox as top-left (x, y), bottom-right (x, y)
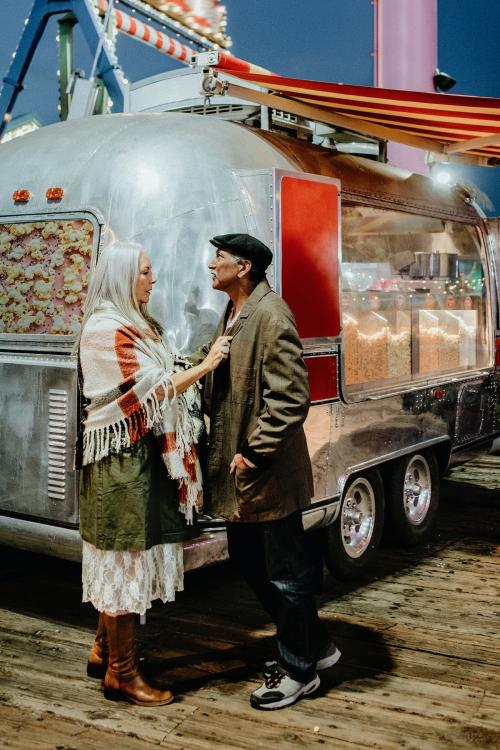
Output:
top-left (87, 613), bottom-right (108, 678)
top-left (102, 613), bottom-right (174, 706)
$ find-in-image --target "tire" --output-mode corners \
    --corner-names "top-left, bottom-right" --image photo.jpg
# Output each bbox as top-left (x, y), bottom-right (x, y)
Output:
top-left (323, 469), bottom-right (385, 581)
top-left (385, 449), bottom-right (440, 546)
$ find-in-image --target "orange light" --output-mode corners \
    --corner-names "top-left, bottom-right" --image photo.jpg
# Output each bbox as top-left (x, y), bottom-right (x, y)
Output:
top-left (46, 187), bottom-right (64, 201)
top-left (13, 189), bottom-right (31, 203)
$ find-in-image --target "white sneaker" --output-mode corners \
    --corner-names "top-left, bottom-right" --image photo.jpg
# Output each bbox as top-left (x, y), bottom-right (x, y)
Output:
top-left (250, 667), bottom-right (320, 710)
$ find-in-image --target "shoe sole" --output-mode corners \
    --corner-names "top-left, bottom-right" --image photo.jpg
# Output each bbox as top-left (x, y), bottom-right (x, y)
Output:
top-left (250, 675), bottom-right (321, 711)
top-left (104, 688), bottom-right (174, 707)
top-left (316, 647), bottom-right (341, 671)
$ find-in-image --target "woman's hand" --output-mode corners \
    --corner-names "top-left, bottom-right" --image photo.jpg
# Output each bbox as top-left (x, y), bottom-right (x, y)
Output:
top-left (169, 336), bottom-right (232, 397)
top-left (203, 336), bottom-right (232, 372)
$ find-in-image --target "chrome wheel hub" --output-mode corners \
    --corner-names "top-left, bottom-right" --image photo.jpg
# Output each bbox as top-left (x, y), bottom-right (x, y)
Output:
top-left (341, 477), bottom-right (376, 559)
top-left (403, 454), bottom-right (432, 525)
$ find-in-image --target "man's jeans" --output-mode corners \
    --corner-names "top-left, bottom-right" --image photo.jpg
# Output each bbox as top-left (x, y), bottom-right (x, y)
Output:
top-left (226, 511), bottom-right (329, 683)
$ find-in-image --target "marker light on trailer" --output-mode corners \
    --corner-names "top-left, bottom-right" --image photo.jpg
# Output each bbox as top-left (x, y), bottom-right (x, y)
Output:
top-left (46, 187), bottom-right (64, 201)
top-left (12, 189), bottom-right (31, 202)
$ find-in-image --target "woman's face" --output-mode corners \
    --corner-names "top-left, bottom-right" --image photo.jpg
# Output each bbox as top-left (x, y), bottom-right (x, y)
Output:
top-left (136, 251), bottom-right (155, 304)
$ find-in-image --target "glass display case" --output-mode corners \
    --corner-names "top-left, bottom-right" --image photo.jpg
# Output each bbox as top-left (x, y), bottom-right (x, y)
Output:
top-left (341, 206), bottom-right (489, 396)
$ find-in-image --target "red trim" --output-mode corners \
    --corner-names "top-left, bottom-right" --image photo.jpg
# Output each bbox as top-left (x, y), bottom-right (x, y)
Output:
top-left (305, 355), bottom-right (338, 402)
top-left (495, 337), bottom-right (500, 367)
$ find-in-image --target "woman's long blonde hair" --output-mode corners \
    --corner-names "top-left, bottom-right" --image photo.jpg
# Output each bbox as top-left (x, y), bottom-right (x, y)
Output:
top-left (74, 241), bottom-right (162, 353)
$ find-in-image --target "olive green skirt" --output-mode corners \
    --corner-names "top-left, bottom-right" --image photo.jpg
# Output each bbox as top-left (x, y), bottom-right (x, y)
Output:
top-left (79, 432), bottom-right (199, 551)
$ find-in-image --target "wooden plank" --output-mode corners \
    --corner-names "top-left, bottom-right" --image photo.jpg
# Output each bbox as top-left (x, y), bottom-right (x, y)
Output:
top-left (0, 453), bottom-right (499, 749)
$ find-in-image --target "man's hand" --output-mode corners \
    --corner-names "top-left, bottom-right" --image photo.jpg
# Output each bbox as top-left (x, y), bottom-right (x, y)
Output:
top-left (229, 453), bottom-right (257, 473)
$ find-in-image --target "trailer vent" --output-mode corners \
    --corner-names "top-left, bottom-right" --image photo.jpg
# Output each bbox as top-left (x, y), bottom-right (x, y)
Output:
top-left (47, 389), bottom-right (68, 501)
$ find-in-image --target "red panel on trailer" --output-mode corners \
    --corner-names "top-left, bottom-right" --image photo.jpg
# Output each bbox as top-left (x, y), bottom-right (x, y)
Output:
top-left (305, 355), bottom-right (338, 402)
top-left (280, 176), bottom-right (340, 339)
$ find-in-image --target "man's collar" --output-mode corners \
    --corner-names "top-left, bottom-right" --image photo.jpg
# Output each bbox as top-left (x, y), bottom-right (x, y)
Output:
top-left (238, 279), bottom-right (272, 319)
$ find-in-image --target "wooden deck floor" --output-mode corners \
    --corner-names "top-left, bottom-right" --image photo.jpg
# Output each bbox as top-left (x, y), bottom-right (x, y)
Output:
top-left (1, 455), bottom-right (499, 750)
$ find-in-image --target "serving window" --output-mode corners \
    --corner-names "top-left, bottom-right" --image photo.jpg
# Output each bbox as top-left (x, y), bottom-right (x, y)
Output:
top-left (341, 206), bottom-right (489, 396)
top-left (0, 218), bottom-right (94, 336)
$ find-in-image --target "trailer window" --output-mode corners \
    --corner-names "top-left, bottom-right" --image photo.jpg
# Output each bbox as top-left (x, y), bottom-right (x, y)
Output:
top-left (0, 219), bottom-right (93, 335)
top-left (341, 206), bottom-right (489, 395)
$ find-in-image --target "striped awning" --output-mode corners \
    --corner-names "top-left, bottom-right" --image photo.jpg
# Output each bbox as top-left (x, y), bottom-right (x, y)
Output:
top-left (209, 65), bottom-right (500, 166)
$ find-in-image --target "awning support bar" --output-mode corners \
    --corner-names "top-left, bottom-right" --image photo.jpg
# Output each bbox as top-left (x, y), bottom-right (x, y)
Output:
top-left (446, 132), bottom-right (500, 155)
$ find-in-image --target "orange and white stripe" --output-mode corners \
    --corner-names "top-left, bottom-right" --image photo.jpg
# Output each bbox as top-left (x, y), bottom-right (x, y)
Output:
top-left (213, 68), bottom-right (500, 163)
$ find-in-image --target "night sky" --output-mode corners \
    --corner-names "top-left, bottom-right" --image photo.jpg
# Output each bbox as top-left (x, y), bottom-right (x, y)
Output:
top-left (1, 0), bottom-right (499, 212)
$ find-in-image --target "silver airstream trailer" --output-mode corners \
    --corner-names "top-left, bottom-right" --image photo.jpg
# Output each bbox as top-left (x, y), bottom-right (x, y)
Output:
top-left (0, 112), bottom-right (498, 578)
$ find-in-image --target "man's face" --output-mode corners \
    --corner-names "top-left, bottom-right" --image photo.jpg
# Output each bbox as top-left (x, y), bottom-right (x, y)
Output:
top-left (208, 247), bottom-right (245, 292)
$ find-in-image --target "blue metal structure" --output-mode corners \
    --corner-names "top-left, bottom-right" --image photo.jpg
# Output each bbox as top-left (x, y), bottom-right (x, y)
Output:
top-left (0, 0), bottom-right (128, 138)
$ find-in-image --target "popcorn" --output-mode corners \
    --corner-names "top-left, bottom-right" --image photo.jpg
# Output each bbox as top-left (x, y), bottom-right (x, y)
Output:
top-left (63, 268), bottom-right (78, 284)
top-left (5, 266), bottom-right (25, 283)
top-left (26, 237), bottom-right (46, 255)
top-left (6, 245), bottom-right (24, 261)
top-left (33, 299), bottom-right (51, 312)
top-left (16, 314), bottom-right (36, 332)
top-left (49, 252), bottom-right (65, 268)
top-left (7, 287), bottom-right (25, 304)
top-left (70, 253), bottom-right (85, 268)
top-left (41, 222), bottom-right (59, 238)
top-left (1, 219), bottom-right (92, 336)
top-left (10, 223), bottom-right (33, 237)
top-left (64, 279), bottom-right (82, 293)
top-left (65, 229), bottom-right (87, 244)
top-left (25, 264), bottom-right (48, 280)
top-left (16, 282), bottom-right (33, 295)
top-left (50, 315), bottom-right (68, 334)
top-left (33, 280), bottom-right (52, 300)
top-left (12, 302), bottom-right (29, 317)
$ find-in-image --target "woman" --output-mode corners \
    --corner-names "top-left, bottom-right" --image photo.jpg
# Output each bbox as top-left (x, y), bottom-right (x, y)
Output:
top-left (77, 240), bottom-right (230, 707)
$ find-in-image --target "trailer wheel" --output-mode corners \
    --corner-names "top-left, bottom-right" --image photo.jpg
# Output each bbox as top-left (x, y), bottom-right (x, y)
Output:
top-left (323, 469), bottom-right (384, 580)
top-left (386, 450), bottom-right (439, 545)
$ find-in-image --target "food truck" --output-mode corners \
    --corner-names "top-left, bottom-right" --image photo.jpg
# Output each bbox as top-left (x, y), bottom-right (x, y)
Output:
top-left (0, 112), bottom-right (499, 578)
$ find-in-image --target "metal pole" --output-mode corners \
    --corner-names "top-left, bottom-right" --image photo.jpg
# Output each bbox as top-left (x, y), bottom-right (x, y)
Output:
top-left (376, 0), bottom-right (438, 174)
top-left (58, 12), bottom-right (77, 121)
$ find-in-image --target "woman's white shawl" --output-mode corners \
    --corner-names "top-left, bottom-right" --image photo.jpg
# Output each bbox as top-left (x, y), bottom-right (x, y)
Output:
top-left (79, 303), bottom-right (203, 523)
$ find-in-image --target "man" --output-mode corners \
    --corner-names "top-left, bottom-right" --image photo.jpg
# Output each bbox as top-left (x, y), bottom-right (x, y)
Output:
top-left (193, 233), bottom-right (340, 710)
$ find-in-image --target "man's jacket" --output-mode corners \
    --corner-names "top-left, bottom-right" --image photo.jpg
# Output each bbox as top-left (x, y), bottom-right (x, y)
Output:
top-left (192, 279), bottom-right (314, 522)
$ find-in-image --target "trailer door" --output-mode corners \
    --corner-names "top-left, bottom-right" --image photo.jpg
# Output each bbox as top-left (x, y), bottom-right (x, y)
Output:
top-left (275, 170), bottom-right (341, 404)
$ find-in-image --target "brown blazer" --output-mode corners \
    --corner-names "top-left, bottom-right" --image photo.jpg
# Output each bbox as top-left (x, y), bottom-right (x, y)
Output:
top-left (193, 280), bottom-right (314, 522)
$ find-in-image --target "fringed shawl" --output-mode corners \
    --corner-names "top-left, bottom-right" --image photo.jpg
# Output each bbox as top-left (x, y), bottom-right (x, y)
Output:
top-left (79, 303), bottom-right (203, 523)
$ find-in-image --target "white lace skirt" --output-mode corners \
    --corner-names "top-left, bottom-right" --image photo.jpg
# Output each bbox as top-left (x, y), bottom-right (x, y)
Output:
top-left (82, 540), bottom-right (184, 615)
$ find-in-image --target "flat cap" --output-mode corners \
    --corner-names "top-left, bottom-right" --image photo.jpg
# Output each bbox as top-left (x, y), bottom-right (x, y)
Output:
top-left (210, 233), bottom-right (273, 270)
